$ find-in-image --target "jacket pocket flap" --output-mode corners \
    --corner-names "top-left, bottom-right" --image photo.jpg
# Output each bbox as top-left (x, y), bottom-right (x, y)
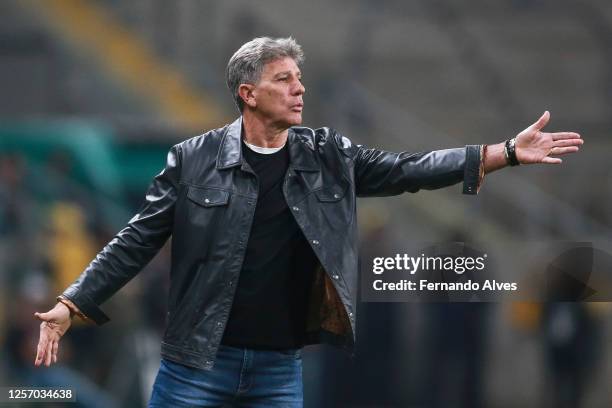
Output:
top-left (315, 181), bottom-right (348, 202)
top-left (187, 186), bottom-right (230, 207)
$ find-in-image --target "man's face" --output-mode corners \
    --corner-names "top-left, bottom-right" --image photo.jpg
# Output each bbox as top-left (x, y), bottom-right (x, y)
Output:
top-left (244, 57), bottom-right (305, 127)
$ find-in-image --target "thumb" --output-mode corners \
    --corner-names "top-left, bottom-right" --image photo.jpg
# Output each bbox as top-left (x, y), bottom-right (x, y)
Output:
top-left (531, 110), bottom-right (550, 130)
top-left (34, 311), bottom-right (54, 322)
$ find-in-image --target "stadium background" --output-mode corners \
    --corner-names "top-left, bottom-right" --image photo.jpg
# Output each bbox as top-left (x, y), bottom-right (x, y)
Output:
top-left (1, 0), bottom-right (611, 406)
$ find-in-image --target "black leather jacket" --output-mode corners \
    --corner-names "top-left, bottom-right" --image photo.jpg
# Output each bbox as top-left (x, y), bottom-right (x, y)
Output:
top-left (61, 117), bottom-right (482, 370)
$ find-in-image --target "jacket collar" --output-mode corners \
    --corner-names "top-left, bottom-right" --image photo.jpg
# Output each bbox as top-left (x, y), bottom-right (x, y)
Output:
top-left (216, 116), bottom-right (319, 172)
top-left (216, 117), bottom-right (243, 169)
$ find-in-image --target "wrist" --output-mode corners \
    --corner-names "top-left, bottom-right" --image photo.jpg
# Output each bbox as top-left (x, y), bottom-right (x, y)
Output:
top-left (482, 142), bottom-right (507, 174)
top-left (504, 138), bottom-right (520, 166)
top-left (56, 296), bottom-right (84, 321)
top-left (56, 301), bottom-right (74, 319)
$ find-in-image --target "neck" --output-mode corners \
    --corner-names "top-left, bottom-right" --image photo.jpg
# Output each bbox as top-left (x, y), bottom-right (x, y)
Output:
top-left (241, 110), bottom-right (289, 148)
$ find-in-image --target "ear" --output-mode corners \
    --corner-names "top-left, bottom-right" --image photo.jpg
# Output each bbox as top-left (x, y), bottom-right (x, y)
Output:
top-left (238, 83), bottom-right (257, 109)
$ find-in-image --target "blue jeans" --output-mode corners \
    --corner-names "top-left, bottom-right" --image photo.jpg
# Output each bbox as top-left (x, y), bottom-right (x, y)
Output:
top-left (148, 344), bottom-right (303, 407)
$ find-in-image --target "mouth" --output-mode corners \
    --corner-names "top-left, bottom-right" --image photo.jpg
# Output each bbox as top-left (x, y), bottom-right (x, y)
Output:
top-left (290, 104), bottom-right (303, 112)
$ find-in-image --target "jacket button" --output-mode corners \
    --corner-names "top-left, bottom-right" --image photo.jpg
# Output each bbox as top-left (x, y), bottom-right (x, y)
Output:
top-left (228, 280), bottom-right (234, 286)
top-left (349, 312), bottom-right (354, 317)
top-left (292, 206), bottom-right (300, 211)
top-left (204, 198), bottom-right (210, 203)
top-left (312, 240), bottom-right (319, 245)
top-left (216, 321), bottom-right (222, 327)
top-left (332, 274), bottom-right (339, 280)
top-left (333, 193), bottom-right (340, 199)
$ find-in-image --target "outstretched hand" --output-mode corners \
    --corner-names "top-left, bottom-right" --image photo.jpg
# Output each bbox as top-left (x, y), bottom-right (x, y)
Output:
top-left (515, 111), bottom-right (583, 164)
top-left (34, 302), bottom-right (72, 367)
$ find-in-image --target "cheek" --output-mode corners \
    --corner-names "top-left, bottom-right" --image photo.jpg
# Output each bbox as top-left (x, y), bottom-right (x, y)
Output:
top-left (268, 92), bottom-right (288, 108)
top-left (257, 87), bottom-right (289, 110)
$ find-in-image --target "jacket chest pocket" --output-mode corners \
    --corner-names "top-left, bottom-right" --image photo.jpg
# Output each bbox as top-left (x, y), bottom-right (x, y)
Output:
top-left (186, 186), bottom-right (230, 226)
top-left (314, 178), bottom-right (349, 202)
top-left (187, 186), bottom-right (230, 206)
top-left (313, 178), bottom-right (354, 227)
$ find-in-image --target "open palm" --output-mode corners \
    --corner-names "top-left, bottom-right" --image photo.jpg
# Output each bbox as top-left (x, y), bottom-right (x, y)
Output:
top-left (515, 111), bottom-right (583, 165)
top-left (34, 303), bottom-right (72, 366)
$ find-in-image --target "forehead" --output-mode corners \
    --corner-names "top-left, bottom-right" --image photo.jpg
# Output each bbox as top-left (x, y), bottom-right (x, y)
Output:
top-left (261, 57), bottom-right (300, 77)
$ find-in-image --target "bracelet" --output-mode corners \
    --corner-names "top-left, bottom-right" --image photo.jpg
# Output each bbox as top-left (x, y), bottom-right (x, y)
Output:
top-left (56, 296), bottom-right (82, 320)
top-left (477, 144), bottom-right (486, 190)
top-left (504, 138), bottom-right (520, 166)
top-left (57, 298), bottom-right (75, 319)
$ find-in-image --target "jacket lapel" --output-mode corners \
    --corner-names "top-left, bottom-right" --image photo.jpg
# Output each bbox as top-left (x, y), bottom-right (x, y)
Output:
top-left (216, 117), bottom-right (243, 170)
top-left (287, 127), bottom-right (320, 172)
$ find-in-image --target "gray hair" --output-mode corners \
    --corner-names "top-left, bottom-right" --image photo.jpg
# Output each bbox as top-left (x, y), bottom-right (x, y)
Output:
top-left (226, 37), bottom-right (304, 111)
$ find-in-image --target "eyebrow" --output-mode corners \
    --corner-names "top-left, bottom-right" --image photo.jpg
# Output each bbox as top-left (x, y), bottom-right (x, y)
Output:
top-left (273, 70), bottom-right (302, 78)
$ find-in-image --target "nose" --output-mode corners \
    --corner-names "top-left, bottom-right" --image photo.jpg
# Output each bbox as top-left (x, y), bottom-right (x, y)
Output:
top-left (292, 79), bottom-right (305, 96)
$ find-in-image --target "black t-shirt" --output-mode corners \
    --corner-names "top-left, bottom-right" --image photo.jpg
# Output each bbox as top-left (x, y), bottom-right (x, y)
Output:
top-left (220, 140), bottom-right (317, 349)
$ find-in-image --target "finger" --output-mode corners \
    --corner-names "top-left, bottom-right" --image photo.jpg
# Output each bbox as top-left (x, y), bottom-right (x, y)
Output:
top-left (52, 340), bottom-right (59, 364)
top-left (45, 339), bottom-right (54, 366)
top-left (551, 132), bottom-right (581, 141)
top-left (550, 146), bottom-right (580, 156)
top-left (36, 336), bottom-right (48, 366)
top-left (36, 325), bottom-right (49, 362)
top-left (35, 341), bottom-right (43, 366)
top-left (542, 157), bottom-right (562, 164)
top-left (41, 327), bottom-right (53, 367)
top-left (554, 139), bottom-right (584, 147)
top-left (532, 111), bottom-right (550, 130)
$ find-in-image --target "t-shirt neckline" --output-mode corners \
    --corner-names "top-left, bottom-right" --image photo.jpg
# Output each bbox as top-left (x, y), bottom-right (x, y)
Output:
top-left (243, 139), bottom-right (286, 155)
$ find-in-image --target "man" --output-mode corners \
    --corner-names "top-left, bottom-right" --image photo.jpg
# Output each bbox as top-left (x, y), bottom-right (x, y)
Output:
top-left (34, 37), bottom-right (583, 407)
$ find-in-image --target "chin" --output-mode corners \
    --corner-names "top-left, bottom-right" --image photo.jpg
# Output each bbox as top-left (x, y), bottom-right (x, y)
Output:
top-left (287, 113), bottom-right (303, 126)
top-left (272, 112), bottom-right (302, 128)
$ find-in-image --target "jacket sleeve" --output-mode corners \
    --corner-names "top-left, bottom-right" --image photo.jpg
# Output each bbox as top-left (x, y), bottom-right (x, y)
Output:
top-left (333, 132), bottom-right (483, 197)
top-left (59, 145), bottom-right (182, 325)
